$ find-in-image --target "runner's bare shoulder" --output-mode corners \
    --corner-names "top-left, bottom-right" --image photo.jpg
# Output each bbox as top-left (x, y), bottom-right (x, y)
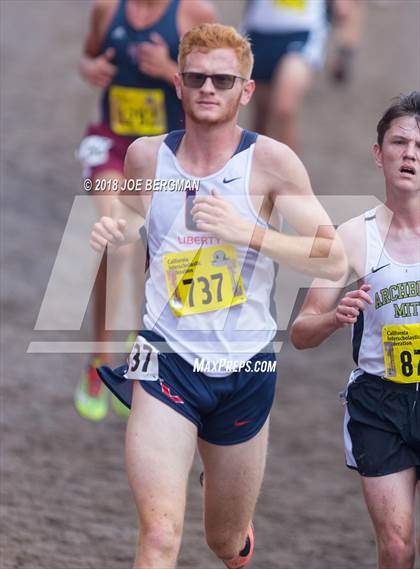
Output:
top-left (337, 214), bottom-right (366, 280)
top-left (124, 135), bottom-right (166, 180)
top-left (179, 0), bottom-right (218, 32)
top-left (252, 135), bottom-right (312, 197)
top-left (84, 0), bottom-right (118, 56)
top-left (93, 0), bottom-right (118, 18)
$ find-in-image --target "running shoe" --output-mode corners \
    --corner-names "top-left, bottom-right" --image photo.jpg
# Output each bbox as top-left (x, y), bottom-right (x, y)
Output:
top-left (74, 358), bottom-right (108, 421)
top-left (223, 524), bottom-right (254, 569)
top-left (126, 331), bottom-right (137, 348)
top-left (111, 393), bottom-right (130, 418)
top-left (331, 47), bottom-right (354, 84)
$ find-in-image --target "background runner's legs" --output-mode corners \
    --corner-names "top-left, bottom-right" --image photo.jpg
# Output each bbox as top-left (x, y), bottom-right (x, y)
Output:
top-left (266, 53), bottom-right (313, 153)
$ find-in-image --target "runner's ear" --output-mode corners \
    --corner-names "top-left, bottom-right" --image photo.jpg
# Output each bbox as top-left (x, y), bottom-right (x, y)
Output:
top-left (372, 143), bottom-right (383, 169)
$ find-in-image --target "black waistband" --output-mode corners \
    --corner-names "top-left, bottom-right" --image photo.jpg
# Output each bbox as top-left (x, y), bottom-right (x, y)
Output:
top-left (362, 372), bottom-right (420, 391)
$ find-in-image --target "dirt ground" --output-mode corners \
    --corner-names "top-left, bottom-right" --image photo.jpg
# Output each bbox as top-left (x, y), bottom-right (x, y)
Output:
top-left (1, 1), bottom-right (420, 568)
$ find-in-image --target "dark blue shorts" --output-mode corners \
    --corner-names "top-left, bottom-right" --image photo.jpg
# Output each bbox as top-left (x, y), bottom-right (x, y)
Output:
top-left (248, 30), bottom-right (310, 82)
top-left (98, 330), bottom-right (277, 446)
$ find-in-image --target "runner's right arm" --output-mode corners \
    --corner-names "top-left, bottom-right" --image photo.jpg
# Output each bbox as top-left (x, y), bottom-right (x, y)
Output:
top-left (290, 280), bottom-right (373, 349)
top-left (90, 198), bottom-right (144, 252)
top-left (79, 0), bottom-right (118, 88)
top-left (90, 136), bottom-right (160, 251)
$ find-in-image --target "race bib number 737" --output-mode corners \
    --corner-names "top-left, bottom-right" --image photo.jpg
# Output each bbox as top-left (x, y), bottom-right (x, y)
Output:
top-left (163, 244), bottom-right (246, 317)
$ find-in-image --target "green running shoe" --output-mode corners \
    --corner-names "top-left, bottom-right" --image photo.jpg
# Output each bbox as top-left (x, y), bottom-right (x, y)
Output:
top-left (74, 358), bottom-right (108, 421)
top-left (111, 394), bottom-right (130, 418)
top-left (126, 332), bottom-right (137, 350)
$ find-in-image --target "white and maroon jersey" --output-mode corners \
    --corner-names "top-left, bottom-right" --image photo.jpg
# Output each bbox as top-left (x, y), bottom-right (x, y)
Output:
top-left (143, 129), bottom-right (277, 376)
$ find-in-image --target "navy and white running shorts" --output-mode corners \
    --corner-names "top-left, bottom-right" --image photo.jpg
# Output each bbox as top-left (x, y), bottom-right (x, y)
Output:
top-left (248, 28), bottom-right (326, 82)
top-left (98, 330), bottom-right (277, 446)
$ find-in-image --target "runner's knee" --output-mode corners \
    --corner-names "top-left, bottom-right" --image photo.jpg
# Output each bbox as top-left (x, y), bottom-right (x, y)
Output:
top-left (379, 534), bottom-right (415, 569)
top-left (206, 529), bottom-right (245, 560)
top-left (271, 99), bottom-right (298, 123)
top-left (140, 519), bottom-right (182, 556)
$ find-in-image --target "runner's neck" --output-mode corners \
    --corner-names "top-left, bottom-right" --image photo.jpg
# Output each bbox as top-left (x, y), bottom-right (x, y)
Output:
top-left (384, 193), bottom-right (420, 232)
top-left (176, 123), bottom-right (244, 177)
top-left (126, 0), bottom-right (171, 28)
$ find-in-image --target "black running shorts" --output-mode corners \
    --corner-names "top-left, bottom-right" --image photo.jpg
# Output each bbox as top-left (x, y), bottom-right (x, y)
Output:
top-left (344, 373), bottom-right (420, 478)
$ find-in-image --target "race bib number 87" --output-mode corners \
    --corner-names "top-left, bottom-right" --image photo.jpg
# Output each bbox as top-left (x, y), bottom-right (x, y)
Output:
top-left (382, 323), bottom-right (420, 383)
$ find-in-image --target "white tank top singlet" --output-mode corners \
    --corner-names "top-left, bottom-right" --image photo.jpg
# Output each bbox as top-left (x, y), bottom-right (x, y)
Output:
top-left (352, 209), bottom-right (420, 380)
top-left (244, 0), bottom-right (326, 34)
top-left (143, 129), bottom-right (277, 376)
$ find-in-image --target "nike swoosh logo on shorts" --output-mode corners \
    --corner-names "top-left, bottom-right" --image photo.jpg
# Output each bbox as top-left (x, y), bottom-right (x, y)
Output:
top-left (234, 420), bottom-right (251, 427)
top-left (223, 176), bottom-right (241, 184)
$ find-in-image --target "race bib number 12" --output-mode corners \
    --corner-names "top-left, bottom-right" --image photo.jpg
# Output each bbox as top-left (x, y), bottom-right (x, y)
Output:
top-left (382, 323), bottom-right (420, 383)
top-left (109, 86), bottom-right (167, 136)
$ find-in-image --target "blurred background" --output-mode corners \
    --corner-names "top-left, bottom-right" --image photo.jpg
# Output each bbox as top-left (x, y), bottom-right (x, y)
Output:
top-left (1, 1), bottom-right (419, 567)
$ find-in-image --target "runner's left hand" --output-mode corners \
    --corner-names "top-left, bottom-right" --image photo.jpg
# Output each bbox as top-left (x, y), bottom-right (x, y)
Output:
top-left (192, 191), bottom-right (254, 245)
top-left (137, 33), bottom-right (172, 80)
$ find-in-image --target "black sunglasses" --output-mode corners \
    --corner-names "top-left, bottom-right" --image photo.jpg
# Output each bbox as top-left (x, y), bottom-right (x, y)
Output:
top-left (181, 72), bottom-right (246, 90)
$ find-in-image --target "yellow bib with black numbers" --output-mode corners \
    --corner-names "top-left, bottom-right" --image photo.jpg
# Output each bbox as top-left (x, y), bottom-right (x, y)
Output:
top-left (274, 0), bottom-right (306, 11)
top-left (109, 86), bottom-right (167, 136)
top-left (163, 244), bottom-right (246, 317)
top-left (382, 323), bottom-right (420, 383)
